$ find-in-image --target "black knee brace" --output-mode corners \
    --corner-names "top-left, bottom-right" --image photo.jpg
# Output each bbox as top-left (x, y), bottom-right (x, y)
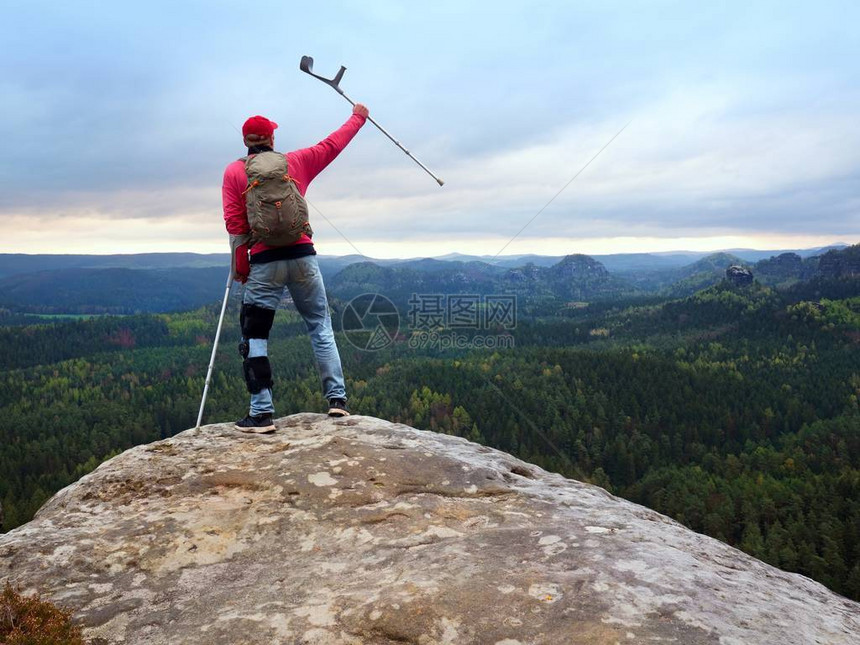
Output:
top-left (243, 356), bottom-right (273, 394)
top-left (240, 303), bottom-right (276, 339)
top-left (239, 304), bottom-right (276, 393)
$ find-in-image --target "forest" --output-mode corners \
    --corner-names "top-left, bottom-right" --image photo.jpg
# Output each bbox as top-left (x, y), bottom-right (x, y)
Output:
top-left (0, 265), bottom-right (858, 602)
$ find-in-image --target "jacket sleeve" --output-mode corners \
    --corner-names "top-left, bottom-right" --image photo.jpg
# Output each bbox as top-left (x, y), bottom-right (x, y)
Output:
top-left (291, 114), bottom-right (366, 188)
top-left (222, 162), bottom-right (250, 236)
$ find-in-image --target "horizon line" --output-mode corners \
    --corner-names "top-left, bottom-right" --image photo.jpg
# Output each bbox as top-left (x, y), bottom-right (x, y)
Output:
top-left (0, 241), bottom-right (852, 260)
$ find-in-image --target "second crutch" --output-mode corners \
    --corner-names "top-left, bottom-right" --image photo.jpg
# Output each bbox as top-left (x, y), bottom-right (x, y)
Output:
top-left (195, 266), bottom-right (234, 431)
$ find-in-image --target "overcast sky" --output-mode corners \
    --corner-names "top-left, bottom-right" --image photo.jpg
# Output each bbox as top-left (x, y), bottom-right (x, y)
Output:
top-left (1, 0), bottom-right (858, 257)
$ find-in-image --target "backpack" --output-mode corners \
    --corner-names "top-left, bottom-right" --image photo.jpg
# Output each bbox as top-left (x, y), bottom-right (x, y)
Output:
top-left (243, 151), bottom-right (312, 245)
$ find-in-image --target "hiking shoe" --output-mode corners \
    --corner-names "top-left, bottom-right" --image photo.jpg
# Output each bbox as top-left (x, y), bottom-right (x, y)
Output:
top-left (328, 398), bottom-right (350, 417)
top-left (235, 413), bottom-right (276, 433)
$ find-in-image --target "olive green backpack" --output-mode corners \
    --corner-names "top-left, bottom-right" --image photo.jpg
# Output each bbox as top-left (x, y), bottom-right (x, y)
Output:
top-left (243, 151), bottom-right (312, 245)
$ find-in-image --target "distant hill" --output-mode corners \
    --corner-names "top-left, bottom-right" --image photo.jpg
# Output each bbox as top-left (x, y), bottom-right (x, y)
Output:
top-left (0, 245), bottom-right (854, 314)
top-left (817, 244), bottom-right (860, 278)
top-left (738, 244), bottom-right (859, 288)
top-left (598, 244), bottom-right (853, 287)
top-left (753, 252), bottom-right (816, 286)
top-left (719, 244), bottom-right (849, 262)
top-left (682, 252), bottom-right (748, 275)
top-left (663, 245), bottom-right (860, 295)
top-left (601, 252), bottom-right (758, 292)
top-left (432, 253), bottom-right (566, 267)
top-left (657, 253), bottom-right (748, 297)
top-left (0, 253), bottom-right (230, 279)
top-left (616, 252), bottom-right (748, 296)
top-left (327, 259), bottom-right (505, 302)
top-left (0, 252), bottom-right (413, 283)
top-left (0, 243), bottom-right (850, 280)
top-left (507, 254), bottom-right (629, 300)
top-left (327, 254), bottom-right (629, 304)
top-left (592, 252), bottom-right (700, 273)
top-left (0, 267), bottom-right (228, 314)
top-left (444, 252), bottom-right (721, 272)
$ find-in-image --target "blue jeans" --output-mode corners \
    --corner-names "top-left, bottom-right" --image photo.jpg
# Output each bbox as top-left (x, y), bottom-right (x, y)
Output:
top-left (242, 255), bottom-right (346, 415)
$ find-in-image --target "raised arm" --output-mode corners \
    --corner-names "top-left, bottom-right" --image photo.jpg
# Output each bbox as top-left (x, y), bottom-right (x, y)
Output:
top-left (291, 105), bottom-right (368, 188)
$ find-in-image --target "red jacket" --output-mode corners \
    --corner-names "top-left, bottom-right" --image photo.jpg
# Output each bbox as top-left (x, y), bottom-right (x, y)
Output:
top-left (222, 113), bottom-right (366, 254)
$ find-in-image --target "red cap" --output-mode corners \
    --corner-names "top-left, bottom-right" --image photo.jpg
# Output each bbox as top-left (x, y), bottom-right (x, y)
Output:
top-left (242, 115), bottom-right (278, 139)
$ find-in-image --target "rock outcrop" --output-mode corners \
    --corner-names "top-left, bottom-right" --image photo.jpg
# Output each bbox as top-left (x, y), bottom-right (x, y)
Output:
top-left (1, 414), bottom-right (858, 644)
top-left (548, 254), bottom-right (610, 280)
top-left (726, 265), bottom-right (754, 286)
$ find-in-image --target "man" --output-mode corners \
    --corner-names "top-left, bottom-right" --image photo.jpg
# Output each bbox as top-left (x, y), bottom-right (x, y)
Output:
top-left (222, 104), bottom-right (368, 432)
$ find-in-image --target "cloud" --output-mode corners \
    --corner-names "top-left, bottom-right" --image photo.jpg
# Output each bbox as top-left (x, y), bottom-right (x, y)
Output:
top-left (0, 1), bottom-right (858, 254)
top-left (303, 81), bottom-right (860, 242)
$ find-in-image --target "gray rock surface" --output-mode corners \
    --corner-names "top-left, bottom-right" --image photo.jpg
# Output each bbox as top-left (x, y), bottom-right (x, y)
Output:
top-left (1, 414), bottom-right (858, 644)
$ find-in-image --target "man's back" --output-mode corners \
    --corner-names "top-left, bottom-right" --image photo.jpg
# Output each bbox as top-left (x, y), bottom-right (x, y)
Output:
top-left (222, 113), bottom-right (367, 253)
top-left (224, 107), bottom-right (368, 431)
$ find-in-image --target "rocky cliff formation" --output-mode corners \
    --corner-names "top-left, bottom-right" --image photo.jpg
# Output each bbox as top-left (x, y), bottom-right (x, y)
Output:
top-left (753, 252), bottom-right (810, 284)
top-left (726, 265), bottom-right (754, 286)
top-left (817, 244), bottom-right (860, 278)
top-left (1, 414), bottom-right (858, 644)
